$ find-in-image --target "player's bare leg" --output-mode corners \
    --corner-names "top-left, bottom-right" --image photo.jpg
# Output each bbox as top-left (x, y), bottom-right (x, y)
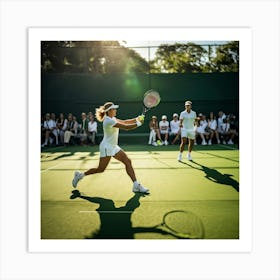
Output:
top-left (187, 138), bottom-right (194, 161)
top-left (180, 137), bottom-right (187, 153)
top-left (84, 156), bottom-right (111, 175)
top-left (114, 150), bottom-right (149, 193)
top-left (178, 137), bottom-right (187, 161)
top-left (72, 156), bottom-right (111, 188)
top-left (113, 150), bottom-right (136, 182)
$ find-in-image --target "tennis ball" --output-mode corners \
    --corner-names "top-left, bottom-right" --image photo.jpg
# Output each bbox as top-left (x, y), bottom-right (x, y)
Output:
top-left (157, 140), bottom-right (162, 145)
top-left (138, 115), bottom-right (145, 122)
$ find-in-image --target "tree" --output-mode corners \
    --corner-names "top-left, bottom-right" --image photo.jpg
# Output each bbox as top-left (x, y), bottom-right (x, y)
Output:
top-left (150, 41), bottom-right (239, 73)
top-left (41, 41), bottom-right (149, 74)
top-left (203, 41), bottom-right (239, 72)
top-left (150, 43), bottom-right (207, 73)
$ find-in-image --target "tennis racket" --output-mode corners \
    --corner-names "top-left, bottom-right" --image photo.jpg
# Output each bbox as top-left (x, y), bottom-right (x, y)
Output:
top-left (134, 210), bottom-right (205, 239)
top-left (142, 89), bottom-right (161, 116)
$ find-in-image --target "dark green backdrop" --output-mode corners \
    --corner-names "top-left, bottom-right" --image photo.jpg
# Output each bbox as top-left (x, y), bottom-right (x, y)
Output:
top-left (41, 72), bottom-right (239, 133)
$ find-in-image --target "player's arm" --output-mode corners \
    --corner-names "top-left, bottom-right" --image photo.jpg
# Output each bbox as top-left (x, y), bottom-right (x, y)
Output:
top-left (116, 118), bottom-right (137, 125)
top-left (116, 116), bottom-right (144, 125)
top-left (179, 118), bottom-right (183, 128)
top-left (113, 117), bottom-right (144, 131)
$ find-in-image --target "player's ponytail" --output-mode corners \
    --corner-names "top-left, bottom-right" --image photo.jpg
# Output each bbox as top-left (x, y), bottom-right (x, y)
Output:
top-left (95, 106), bottom-right (106, 122)
top-left (95, 102), bottom-right (114, 122)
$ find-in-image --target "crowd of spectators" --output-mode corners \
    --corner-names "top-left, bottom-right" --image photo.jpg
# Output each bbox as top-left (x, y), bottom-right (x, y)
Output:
top-left (148, 110), bottom-right (239, 146)
top-left (41, 110), bottom-right (238, 148)
top-left (41, 112), bottom-right (97, 147)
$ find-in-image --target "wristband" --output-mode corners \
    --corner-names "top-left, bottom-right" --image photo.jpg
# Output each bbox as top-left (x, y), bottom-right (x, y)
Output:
top-left (136, 120), bottom-right (142, 127)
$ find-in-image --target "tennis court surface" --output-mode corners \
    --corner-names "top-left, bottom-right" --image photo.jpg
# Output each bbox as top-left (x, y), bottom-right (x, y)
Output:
top-left (41, 144), bottom-right (239, 239)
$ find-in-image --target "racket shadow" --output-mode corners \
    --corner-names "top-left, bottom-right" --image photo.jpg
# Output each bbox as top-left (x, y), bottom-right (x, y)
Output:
top-left (134, 210), bottom-right (205, 239)
top-left (70, 190), bottom-right (205, 239)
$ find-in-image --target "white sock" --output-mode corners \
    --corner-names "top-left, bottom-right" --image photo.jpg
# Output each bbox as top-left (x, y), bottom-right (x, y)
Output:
top-left (133, 181), bottom-right (139, 185)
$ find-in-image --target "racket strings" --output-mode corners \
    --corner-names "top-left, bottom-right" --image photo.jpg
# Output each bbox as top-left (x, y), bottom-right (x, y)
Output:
top-left (164, 211), bottom-right (204, 238)
top-left (143, 90), bottom-right (160, 109)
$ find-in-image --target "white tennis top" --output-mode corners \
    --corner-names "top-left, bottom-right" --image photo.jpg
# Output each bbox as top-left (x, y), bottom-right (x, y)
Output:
top-left (159, 120), bottom-right (169, 134)
top-left (170, 120), bottom-right (180, 134)
top-left (179, 110), bottom-right (197, 130)
top-left (101, 116), bottom-right (119, 146)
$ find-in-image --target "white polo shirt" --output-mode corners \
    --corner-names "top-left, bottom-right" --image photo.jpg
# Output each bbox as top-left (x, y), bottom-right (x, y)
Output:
top-left (43, 119), bottom-right (56, 130)
top-left (88, 121), bottom-right (97, 133)
top-left (179, 110), bottom-right (197, 130)
top-left (170, 120), bottom-right (180, 134)
top-left (159, 120), bottom-right (169, 134)
top-left (102, 116), bottom-right (119, 146)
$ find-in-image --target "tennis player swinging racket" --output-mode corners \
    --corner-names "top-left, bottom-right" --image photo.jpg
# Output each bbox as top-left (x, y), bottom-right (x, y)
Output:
top-left (72, 90), bottom-right (160, 193)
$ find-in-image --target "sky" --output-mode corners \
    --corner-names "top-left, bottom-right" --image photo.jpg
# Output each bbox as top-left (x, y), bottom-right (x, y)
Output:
top-left (118, 40), bottom-right (229, 60)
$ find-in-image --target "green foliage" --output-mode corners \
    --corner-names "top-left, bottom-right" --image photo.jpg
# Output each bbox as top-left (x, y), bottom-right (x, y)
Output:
top-left (150, 41), bottom-right (239, 73)
top-left (41, 41), bottom-right (239, 74)
top-left (206, 41), bottom-right (239, 72)
top-left (150, 43), bottom-right (207, 73)
top-left (41, 41), bottom-right (149, 74)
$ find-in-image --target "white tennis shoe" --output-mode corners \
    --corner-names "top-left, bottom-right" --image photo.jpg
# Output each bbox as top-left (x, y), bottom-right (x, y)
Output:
top-left (177, 153), bottom-right (182, 161)
top-left (187, 153), bottom-right (192, 161)
top-left (72, 171), bottom-right (84, 188)
top-left (133, 182), bottom-right (149, 193)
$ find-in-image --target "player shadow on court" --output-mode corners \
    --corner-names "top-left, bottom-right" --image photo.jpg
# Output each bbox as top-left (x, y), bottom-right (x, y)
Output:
top-left (70, 190), bottom-right (180, 239)
top-left (180, 161), bottom-right (239, 192)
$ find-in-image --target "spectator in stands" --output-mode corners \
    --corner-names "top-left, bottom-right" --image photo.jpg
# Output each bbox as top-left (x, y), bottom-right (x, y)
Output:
top-left (57, 113), bottom-right (68, 145)
top-left (64, 113), bottom-right (78, 145)
top-left (50, 113), bottom-right (59, 146)
top-left (217, 110), bottom-right (226, 138)
top-left (87, 114), bottom-right (97, 145)
top-left (208, 112), bottom-right (220, 145)
top-left (227, 114), bottom-right (238, 144)
top-left (170, 113), bottom-right (181, 145)
top-left (148, 116), bottom-right (162, 146)
top-left (41, 113), bottom-right (51, 147)
top-left (159, 115), bottom-right (169, 145)
top-left (41, 113), bottom-right (58, 147)
top-left (220, 117), bottom-right (231, 144)
top-left (196, 114), bottom-right (209, 145)
top-left (79, 112), bottom-right (88, 145)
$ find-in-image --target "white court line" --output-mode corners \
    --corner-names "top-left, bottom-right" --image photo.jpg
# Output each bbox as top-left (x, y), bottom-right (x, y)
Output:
top-left (41, 163), bottom-right (62, 173)
top-left (79, 211), bottom-right (133, 213)
top-left (219, 144), bottom-right (238, 150)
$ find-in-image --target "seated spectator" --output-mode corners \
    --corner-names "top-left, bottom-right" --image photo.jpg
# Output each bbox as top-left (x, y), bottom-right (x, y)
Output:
top-left (207, 112), bottom-right (220, 145)
top-left (217, 110), bottom-right (226, 136)
top-left (220, 117), bottom-right (231, 144)
top-left (169, 113), bottom-right (181, 145)
top-left (50, 113), bottom-right (59, 146)
top-left (41, 113), bottom-right (58, 147)
top-left (159, 115), bottom-right (169, 145)
top-left (79, 112), bottom-right (88, 145)
top-left (64, 113), bottom-right (78, 145)
top-left (227, 114), bottom-right (239, 144)
top-left (57, 113), bottom-right (68, 145)
top-left (148, 116), bottom-right (162, 146)
top-left (87, 114), bottom-right (97, 145)
top-left (196, 114), bottom-right (209, 145)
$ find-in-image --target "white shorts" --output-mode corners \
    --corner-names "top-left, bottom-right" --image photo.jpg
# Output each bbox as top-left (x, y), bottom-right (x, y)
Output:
top-left (181, 128), bottom-right (195, 140)
top-left (99, 142), bottom-right (121, 157)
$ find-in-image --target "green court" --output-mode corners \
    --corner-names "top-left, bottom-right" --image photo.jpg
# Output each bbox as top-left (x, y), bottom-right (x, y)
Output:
top-left (41, 144), bottom-right (239, 239)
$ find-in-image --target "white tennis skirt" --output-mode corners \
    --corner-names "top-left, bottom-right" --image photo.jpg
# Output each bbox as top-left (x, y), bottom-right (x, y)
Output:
top-left (99, 142), bottom-right (121, 157)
